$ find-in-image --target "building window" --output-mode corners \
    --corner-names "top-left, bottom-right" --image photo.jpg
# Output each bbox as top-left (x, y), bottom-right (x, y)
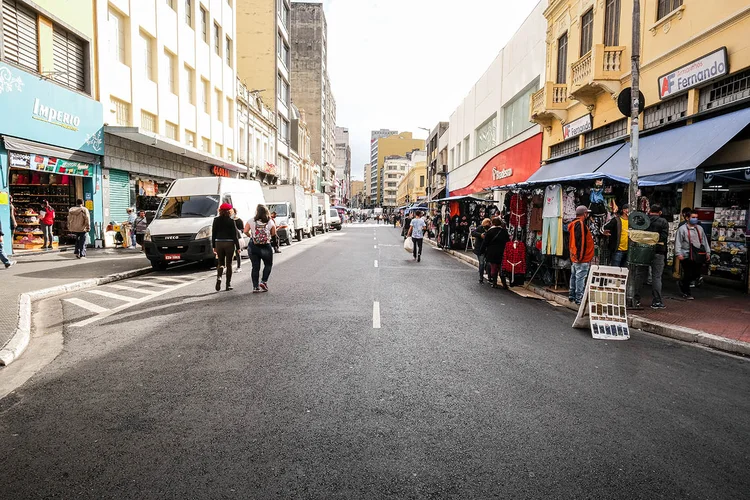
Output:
top-left (556, 33), bottom-right (567, 84)
top-left (141, 111), bottom-right (157, 133)
top-left (52, 27), bottom-right (86, 92)
top-left (549, 137), bottom-right (580, 159)
top-left (604, 0), bottom-right (621, 46)
top-left (214, 143), bottom-right (223, 157)
top-left (227, 148), bottom-right (233, 161)
top-left (215, 89), bottom-right (223, 121)
top-left (201, 137), bottom-right (210, 152)
top-left (503, 83), bottom-right (539, 141)
top-left (214, 22), bottom-right (221, 56)
top-left (584, 119), bottom-right (627, 148)
top-left (644, 94), bottom-right (688, 130)
top-left (165, 0), bottom-right (175, 10)
top-left (2, 1), bottom-right (39, 72)
top-left (475, 115), bottom-right (497, 156)
top-left (699, 68), bottom-right (750, 112)
top-left (140, 31), bottom-right (154, 82)
top-left (279, 117), bottom-right (290, 144)
top-left (463, 137), bottom-right (470, 163)
top-left (277, 33), bottom-right (289, 68)
top-left (580, 9), bottom-right (593, 57)
top-left (165, 50), bottom-right (176, 94)
top-left (184, 65), bottom-right (194, 104)
top-left (226, 98), bottom-right (234, 127)
top-left (165, 121), bottom-right (178, 140)
top-left (185, 0), bottom-right (193, 27)
top-left (277, 74), bottom-right (290, 105)
top-left (108, 7), bottom-right (126, 63)
top-left (279, 0), bottom-right (289, 28)
top-left (419, 176), bottom-right (425, 188)
top-left (112, 98), bottom-right (130, 126)
top-left (200, 6), bottom-right (208, 43)
top-left (225, 36), bottom-right (232, 67)
top-left (201, 78), bottom-right (209, 113)
top-left (657, 0), bottom-right (683, 21)
top-left (185, 130), bottom-right (196, 147)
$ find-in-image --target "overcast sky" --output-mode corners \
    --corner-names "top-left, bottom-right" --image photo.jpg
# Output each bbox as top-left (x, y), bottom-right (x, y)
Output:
top-left (301, 0), bottom-right (543, 180)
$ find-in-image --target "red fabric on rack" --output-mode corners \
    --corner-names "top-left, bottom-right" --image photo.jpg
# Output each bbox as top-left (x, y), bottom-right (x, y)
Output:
top-left (502, 240), bottom-right (527, 275)
top-left (509, 194), bottom-right (527, 227)
top-left (449, 201), bottom-right (460, 217)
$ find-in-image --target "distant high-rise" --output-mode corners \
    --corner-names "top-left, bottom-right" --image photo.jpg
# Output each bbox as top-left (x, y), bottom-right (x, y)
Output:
top-left (370, 131), bottom-right (424, 207)
top-left (334, 127), bottom-right (351, 202)
top-left (369, 129), bottom-right (397, 205)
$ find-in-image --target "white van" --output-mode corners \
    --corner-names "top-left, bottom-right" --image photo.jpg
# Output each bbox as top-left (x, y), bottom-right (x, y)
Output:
top-left (263, 184), bottom-right (311, 242)
top-left (328, 207), bottom-right (342, 230)
top-left (143, 177), bottom-right (265, 270)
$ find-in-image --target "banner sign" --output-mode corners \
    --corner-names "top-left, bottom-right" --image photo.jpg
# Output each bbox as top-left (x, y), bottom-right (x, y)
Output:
top-left (572, 265), bottom-right (630, 340)
top-left (658, 47), bottom-right (729, 100)
top-left (562, 114), bottom-right (593, 140)
top-left (9, 152), bottom-right (93, 177)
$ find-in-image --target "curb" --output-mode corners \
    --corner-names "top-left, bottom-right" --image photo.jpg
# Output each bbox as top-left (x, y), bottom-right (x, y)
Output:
top-left (0, 266), bottom-right (153, 366)
top-left (428, 238), bottom-right (750, 357)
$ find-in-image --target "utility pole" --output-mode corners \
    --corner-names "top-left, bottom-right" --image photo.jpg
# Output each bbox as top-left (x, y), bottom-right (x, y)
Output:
top-left (629, 0), bottom-right (641, 211)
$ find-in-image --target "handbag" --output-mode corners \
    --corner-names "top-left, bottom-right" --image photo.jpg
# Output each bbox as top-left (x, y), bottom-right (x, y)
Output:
top-left (403, 237), bottom-right (414, 253)
top-left (688, 227), bottom-right (707, 266)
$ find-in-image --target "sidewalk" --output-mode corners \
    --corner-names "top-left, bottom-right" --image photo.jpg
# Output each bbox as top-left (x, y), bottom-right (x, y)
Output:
top-left (424, 236), bottom-right (750, 356)
top-left (1, 248), bottom-right (150, 348)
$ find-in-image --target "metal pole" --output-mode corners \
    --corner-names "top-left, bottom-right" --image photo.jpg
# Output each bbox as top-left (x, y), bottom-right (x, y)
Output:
top-left (629, 0), bottom-right (641, 211)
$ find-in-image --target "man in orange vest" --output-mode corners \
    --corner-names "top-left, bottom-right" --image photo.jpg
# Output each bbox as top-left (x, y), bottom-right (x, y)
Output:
top-left (568, 205), bottom-right (595, 305)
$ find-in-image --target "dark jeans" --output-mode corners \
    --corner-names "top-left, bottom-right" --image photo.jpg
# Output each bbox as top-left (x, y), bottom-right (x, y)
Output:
top-left (42, 224), bottom-right (53, 247)
top-left (74, 232), bottom-right (87, 257)
top-left (679, 258), bottom-right (701, 296)
top-left (250, 243), bottom-right (273, 287)
top-left (478, 254), bottom-right (487, 281)
top-left (215, 241), bottom-right (236, 285)
top-left (412, 237), bottom-right (423, 258)
top-left (0, 240), bottom-right (10, 265)
top-left (611, 250), bottom-right (628, 267)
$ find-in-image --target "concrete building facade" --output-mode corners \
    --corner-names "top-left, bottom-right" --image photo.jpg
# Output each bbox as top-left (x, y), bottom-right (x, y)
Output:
top-left (368, 128), bottom-right (397, 205)
top-left (426, 121), bottom-right (449, 199)
top-left (370, 131), bottom-right (424, 206)
top-left (237, 79), bottom-right (278, 184)
top-left (397, 162), bottom-right (428, 207)
top-left (334, 126), bottom-right (351, 203)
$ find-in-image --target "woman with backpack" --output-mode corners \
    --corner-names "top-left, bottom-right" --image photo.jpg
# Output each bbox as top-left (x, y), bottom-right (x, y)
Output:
top-left (212, 203), bottom-right (240, 292)
top-left (244, 204), bottom-right (277, 293)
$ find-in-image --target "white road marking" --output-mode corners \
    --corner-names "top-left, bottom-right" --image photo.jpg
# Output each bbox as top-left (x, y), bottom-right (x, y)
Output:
top-left (374, 245), bottom-right (377, 249)
top-left (149, 276), bottom-right (191, 284)
top-left (107, 284), bottom-right (154, 294)
top-left (373, 301), bottom-right (381, 329)
top-left (374, 260), bottom-right (378, 268)
top-left (125, 279), bottom-right (172, 288)
top-left (87, 289), bottom-right (139, 302)
top-left (65, 298), bottom-right (108, 314)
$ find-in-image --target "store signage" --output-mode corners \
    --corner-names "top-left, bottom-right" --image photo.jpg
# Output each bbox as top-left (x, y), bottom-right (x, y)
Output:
top-left (562, 114), bottom-right (593, 140)
top-left (10, 151), bottom-right (93, 177)
top-left (492, 167), bottom-right (513, 181)
top-left (658, 48), bottom-right (728, 100)
top-left (212, 165), bottom-right (230, 177)
top-left (9, 152), bottom-right (30, 168)
top-left (32, 98), bottom-right (82, 131)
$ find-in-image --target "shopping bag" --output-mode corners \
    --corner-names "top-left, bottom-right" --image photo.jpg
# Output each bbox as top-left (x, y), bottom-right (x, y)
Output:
top-left (403, 237), bottom-right (414, 253)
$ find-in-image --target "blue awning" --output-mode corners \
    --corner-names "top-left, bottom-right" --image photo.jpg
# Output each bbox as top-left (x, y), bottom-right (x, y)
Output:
top-left (525, 143), bottom-right (626, 185)
top-left (600, 107), bottom-right (750, 186)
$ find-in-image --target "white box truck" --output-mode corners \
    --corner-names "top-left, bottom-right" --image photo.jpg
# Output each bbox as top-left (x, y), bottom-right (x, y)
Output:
top-left (314, 193), bottom-right (331, 233)
top-left (262, 184), bottom-right (311, 243)
top-left (143, 177), bottom-right (264, 270)
top-left (305, 194), bottom-right (322, 237)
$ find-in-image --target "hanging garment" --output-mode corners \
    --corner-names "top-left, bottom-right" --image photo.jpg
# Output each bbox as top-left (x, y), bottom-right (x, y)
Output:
top-left (509, 193), bottom-right (527, 228)
top-left (542, 216), bottom-right (564, 256)
top-left (529, 206), bottom-right (543, 231)
top-left (502, 240), bottom-right (527, 282)
top-left (562, 187), bottom-right (577, 223)
top-left (543, 184), bottom-right (563, 218)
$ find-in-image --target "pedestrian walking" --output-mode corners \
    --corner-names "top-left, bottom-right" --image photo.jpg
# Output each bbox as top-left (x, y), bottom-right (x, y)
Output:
top-left (270, 211), bottom-right (281, 254)
top-left (603, 204), bottom-right (629, 267)
top-left (480, 217), bottom-right (510, 288)
top-left (39, 200), bottom-right (55, 249)
top-left (245, 204), bottom-right (277, 293)
top-left (471, 218), bottom-right (491, 283)
top-left (67, 199), bottom-right (90, 259)
top-left (231, 208), bottom-right (244, 273)
top-left (126, 208), bottom-right (137, 248)
top-left (675, 210), bottom-right (709, 300)
top-left (401, 212), bottom-right (412, 240)
top-left (9, 194), bottom-right (16, 234)
top-left (134, 210), bottom-right (149, 248)
top-left (407, 210), bottom-right (426, 262)
top-left (635, 203), bottom-right (669, 309)
top-left (212, 203), bottom-right (240, 292)
top-left (568, 206), bottom-right (594, 305)
top-left (0, 218), bottom-right (16, 269)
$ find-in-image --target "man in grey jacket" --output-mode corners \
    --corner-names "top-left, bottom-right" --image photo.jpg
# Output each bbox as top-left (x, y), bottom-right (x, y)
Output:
top-left (67, 199), bottom-right (91, 259)
top-left (674, 210), bottom-right (709, 300)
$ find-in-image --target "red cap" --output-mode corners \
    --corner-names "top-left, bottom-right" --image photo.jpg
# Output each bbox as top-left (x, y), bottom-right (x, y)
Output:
top-left (219, 203), bottom-right (233, 211)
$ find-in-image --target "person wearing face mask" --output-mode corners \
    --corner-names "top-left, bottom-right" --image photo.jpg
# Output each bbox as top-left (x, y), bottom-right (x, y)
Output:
top-left (674, 211), bottom-right (709, 300)
top-left (603, 204), bottom-right (630, 267)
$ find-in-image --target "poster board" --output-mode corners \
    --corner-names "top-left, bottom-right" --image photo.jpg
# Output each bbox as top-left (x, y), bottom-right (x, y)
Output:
top-left (572, 265), bottom-right (630, 340)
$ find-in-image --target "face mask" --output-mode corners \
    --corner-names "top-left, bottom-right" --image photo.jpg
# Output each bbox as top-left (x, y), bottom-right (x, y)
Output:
top-left (689, 218), bottom-right (699, 225)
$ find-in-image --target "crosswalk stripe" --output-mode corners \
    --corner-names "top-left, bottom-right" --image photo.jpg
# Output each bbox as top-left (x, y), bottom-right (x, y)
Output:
top-left (65, 298), bottom-right (108, 314)
top-left (87, 289), bottom-right (139, 302)
top-left (150, 276), bottom-right (191, 284)
top-left (107, 284), bottom-right (153, 294)
top-left (126, 279), bottom-right (172, 288)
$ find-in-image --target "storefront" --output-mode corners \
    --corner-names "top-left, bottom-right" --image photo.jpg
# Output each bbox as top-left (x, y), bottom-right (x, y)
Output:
top-left (0, 63), bottom-right (103, 254)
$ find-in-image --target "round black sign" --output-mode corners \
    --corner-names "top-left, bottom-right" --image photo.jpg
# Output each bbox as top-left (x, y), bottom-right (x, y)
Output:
top-left (617, 87), bottom-right (645, 117)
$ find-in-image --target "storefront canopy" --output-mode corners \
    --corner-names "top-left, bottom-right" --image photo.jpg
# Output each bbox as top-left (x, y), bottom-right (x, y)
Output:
top-left (433, 195), bottom-right (493, 203)
top-left (525, 143), bottom-right (626, 185)
top-left (599, 107), bottom-right (750, 186)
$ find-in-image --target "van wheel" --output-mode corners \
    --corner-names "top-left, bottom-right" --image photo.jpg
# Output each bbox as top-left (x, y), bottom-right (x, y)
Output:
top-left (150, 260), bottom-right (168, 271)
top-left (296, 229), bottom-right (303, 241)
top-left (312, 228), bottom-right (316, 237)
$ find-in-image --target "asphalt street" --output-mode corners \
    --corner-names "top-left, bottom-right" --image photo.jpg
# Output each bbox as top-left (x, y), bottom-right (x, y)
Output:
top-left (0, 224), bottom-right (749, 499)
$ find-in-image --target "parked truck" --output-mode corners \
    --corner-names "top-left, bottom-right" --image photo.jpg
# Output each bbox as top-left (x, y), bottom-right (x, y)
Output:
top-left (262, 184), bottom-right (311, 242)
top-left (315, 193), bottom-right (331, 233)
top-left (305, 194), bottom-right (321, 237)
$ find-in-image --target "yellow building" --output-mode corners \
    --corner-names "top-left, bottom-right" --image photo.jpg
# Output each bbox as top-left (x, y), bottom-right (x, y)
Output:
top-left (373, 132), bottom-right (425, 206)
top-left (396, 164), bottom-right (427, 207)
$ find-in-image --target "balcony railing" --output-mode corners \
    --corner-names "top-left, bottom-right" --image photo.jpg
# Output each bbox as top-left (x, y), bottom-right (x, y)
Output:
top-left (571, 51), bottom-right (593, 88)
top-left (600, 46), bottom-right (625, 78)
top-left (530, 82), bottom-right (569, 123)
top-left (569, 45), bottom-right (626, 98)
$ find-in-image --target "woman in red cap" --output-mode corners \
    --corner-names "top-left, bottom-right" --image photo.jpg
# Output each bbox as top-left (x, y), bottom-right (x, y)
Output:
top-left (212, 203), bottom-right (240, 291)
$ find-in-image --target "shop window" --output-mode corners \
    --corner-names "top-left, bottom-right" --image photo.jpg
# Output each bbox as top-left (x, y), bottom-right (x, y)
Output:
top-left (657, 0), bottom-right (682, 21)
top-left (643, 94), bottom-right (687, 130)
top-left (503, 82), bottom-right (539, 141)
top-left (52, 26), bottom-right (87, 92)
top-left (556, 32), bottom-right (568, 84)
top-left (165, 122), bottom-right (178, 140)
top-left (580, 9), bottom-right (593, 57)
top-left (2, 0), bottom-right (39, 72)
top-left (141, 111), bottom-right (157, 133)
top-left (604, 0), bottom-right (621, 46)
top-left (584, 119), bottom-right (627, 148)
top-left (112, 98), bottom-right (130, 126)
top-left (699, 68), bottom-right (750, 112)
top-left (475, 115), bottom-right (497, 156)
top-left (550, 137), bottom-right (580, 159)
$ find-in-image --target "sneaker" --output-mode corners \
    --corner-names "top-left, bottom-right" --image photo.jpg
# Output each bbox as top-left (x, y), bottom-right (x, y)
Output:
top-left (226, 285), bottom-right (234, 291)
top-left (651, 302), bottom-right (666, 309)
top-left (252, 287), bottom-right (261, 293)
top-left (235, 268), bottom-right (242, 273)
top-left (215, 279), bottom-right (222, 292)
top-left (259, 282), bottom-right (268, 292)
top-left (4, 261), bottom-right (15, 269)
top-left (417, 255), bottom-right (421, 262)
top-left (681, 293), bottom-right (694, 300)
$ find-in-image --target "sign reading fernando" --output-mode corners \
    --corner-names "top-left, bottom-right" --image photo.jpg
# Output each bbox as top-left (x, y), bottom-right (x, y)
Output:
top-left (0, 64), bottom-right (104, 155)
top-left (658, 48), bottom-right (729, 100)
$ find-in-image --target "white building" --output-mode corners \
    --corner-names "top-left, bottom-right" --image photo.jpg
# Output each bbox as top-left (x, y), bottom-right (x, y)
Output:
top-left (237, 81), bottom-right (277, 184)
top-left (334, 126), bottom-right (350, 202)
top-left (446, 0), bottom-right (546, 196)
top-left (382, 156), bottom-right (411, 208)
top-left (98, 0), bottom-right (242, 222)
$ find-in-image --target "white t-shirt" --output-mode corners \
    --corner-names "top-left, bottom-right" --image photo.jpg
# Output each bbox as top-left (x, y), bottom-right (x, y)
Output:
top-left (543, 184), bottom-right (562, 218)
top-left (410, 217), bottom-right (426, 238)
top-left (245, 218), bottom-right (276, 243)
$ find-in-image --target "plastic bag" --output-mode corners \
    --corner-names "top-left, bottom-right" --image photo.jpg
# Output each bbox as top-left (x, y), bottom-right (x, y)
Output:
top-left (629, 229), bottom-right (659, 245)
top-left (404, 237), bottom-right (414, 253)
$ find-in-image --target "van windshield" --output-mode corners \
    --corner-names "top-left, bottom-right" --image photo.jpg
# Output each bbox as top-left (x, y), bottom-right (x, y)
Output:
top-left (268, 204), bottom-right (288, 217)
top-left (157, 195), bottom-right (220, 219)
top-left (330, 209), bottom-right (338, 218)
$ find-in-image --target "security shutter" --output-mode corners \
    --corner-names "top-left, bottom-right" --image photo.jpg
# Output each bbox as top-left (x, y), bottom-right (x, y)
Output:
top-left (52, 27), bottom-right (86, 92)
top-left (109, 169), bottom-right (131, 223)
top-left (2, 0), bottom-right (39, 72)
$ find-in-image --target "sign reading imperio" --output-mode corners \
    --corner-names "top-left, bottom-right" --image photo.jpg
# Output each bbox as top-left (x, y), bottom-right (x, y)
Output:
top-left (562, 114), bottom-right (592, 140)
top-left (658, 47), bottom-right (729, 100)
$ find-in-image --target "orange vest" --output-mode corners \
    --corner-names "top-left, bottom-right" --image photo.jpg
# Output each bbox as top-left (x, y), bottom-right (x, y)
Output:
top-left (568, 217), bottom-right (595, 263)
